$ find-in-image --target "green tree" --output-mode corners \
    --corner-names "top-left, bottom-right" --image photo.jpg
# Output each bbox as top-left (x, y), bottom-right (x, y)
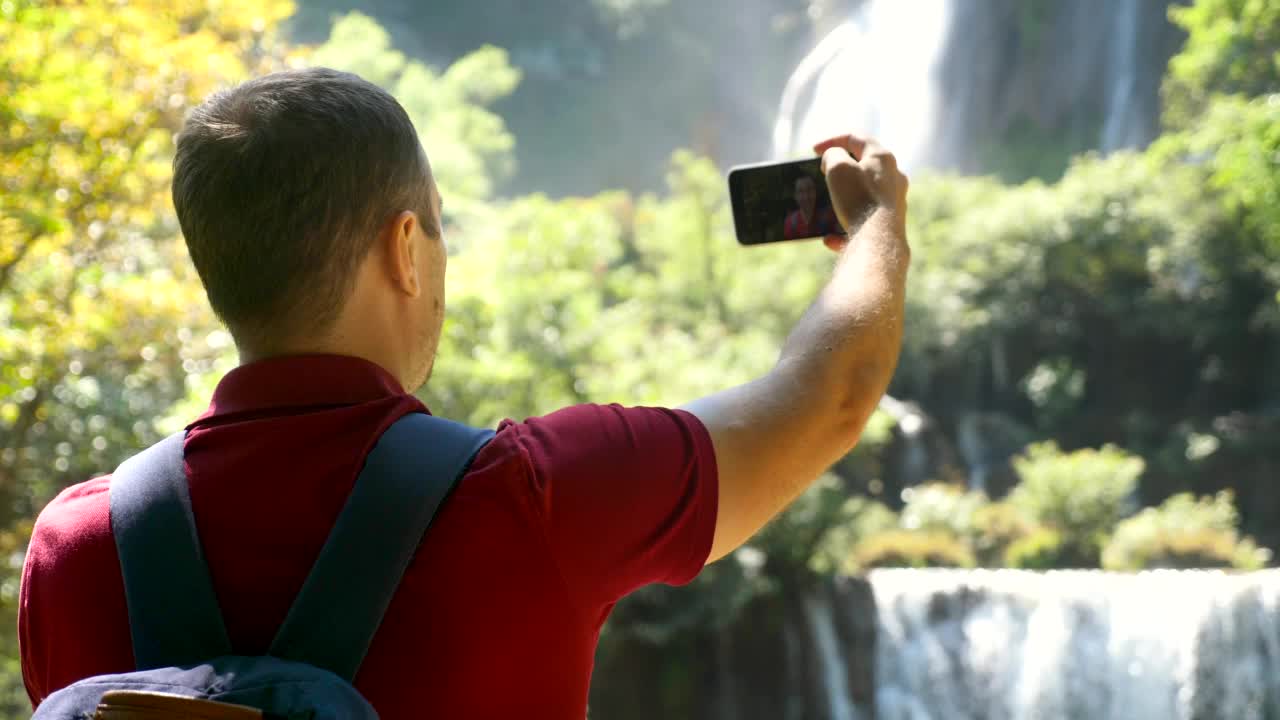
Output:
top-left (310, 12), bottom-right (521, 218)
top-left (1158, 0), bottom-right (1280, 319)
top-left (0, 0), bottom-right (295, 712)
top-left (1163, 0), bottom-right (1280, 127)
top-left (899, 154), bottom-right (1234, 413)
top-left (0, 0), bottom-right (294, 510)
top-left (1154, 96), bottom-right (1280, 311)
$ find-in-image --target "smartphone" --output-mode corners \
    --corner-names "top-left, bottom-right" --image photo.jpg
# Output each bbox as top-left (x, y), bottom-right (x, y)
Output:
top-left (728, 158), bottom-right (846, 246)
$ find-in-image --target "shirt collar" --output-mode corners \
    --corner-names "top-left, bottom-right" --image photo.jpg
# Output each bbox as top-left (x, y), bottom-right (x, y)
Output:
top-left (197, 354), bottom-right (409, 421)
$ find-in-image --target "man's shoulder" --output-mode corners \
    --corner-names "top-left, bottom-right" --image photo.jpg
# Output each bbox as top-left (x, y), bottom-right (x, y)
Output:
top-left (484, 403), bottom-right (718, 599)
top-left (29, 475), bottom-right (114, 563)
top-left (495, 403), bottom-right (698, 437)
top-left (492, 403), bottom-right (711, 470)
top-left (21, 473), bottom-right (132, 707)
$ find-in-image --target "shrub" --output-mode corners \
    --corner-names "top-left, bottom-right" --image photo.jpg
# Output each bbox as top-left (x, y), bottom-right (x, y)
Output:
top-left (1004, 528), bottom-right (1069, 570)
top-left (1102, 491), bottom-right (1272, 570)
top-left (848, 530), bottom-right (976, 571)
top-left (970, 501), bottom-right (1038, 566)
top-left (1009, 442), bottom-right (1144, 566)
top-left (1128, 529), bottom-right (1265, 570)
top-left (808, 496), bottom-right (900, 577)
top-left (900, 482), bottom-right (989, 537)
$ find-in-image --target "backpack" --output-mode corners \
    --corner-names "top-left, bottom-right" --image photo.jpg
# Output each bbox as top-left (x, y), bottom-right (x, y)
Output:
top-left (34, 412), bottom-right (494, 720)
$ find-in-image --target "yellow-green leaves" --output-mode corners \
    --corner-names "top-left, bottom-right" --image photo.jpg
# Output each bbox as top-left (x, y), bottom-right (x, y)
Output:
top-left (1164, 0), bottom-right (1280, 127)
top-left (309, 13), bottom-right (521, 217)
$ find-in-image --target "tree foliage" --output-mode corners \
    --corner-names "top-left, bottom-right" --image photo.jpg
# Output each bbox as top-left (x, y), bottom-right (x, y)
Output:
top-left (1007, 443), bottom-right (1143, 566)
top-left (429, 149), bottom-right (832, 426)
top-left (310, 12), bottom-right (521, 216)
top-left (0, 0), bottom-right (296, 712)
top-left (851, 530), bottom-right (975, 570)
top-left (1103, 491), bottom-right (1270, 570)
top-left (0, 0), bottom-right (294, 513)
top-left (1163, 0), bottom-right (1280, 126)
top-left (1158, 0), bottom-right (1280, 314)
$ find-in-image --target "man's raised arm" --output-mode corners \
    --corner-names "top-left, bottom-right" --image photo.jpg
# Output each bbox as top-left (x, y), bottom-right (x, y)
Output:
top-left (682, 133), bottom-right (911, 563)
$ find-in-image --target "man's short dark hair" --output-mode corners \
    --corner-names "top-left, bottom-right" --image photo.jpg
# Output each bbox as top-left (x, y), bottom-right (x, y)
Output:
top-left (173, 67), bottom-right (433, 348)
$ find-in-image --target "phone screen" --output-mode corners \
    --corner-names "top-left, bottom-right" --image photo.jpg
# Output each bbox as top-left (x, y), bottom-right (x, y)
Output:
top-left (728, 158), bottom-right (845, 245)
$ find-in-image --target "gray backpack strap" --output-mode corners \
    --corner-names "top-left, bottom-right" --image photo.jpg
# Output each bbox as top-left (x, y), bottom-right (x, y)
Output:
top-left (110, 432), bottom-right (234, 669)
top-left (269, 412), bottom-right (494, 681)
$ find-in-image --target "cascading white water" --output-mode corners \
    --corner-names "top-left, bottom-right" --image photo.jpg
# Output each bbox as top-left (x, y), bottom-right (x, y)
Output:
top-left (1100, 0), bottom-right (1147, 152)
top-left (869, 569), bottom-right (1280, 720)
top-left (803, 592), bottom-right (859, 720)
top-left (772, 0), bottom-right (955, 171)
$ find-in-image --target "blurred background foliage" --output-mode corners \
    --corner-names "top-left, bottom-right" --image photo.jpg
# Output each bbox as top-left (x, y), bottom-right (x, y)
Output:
top-left (2, 0), bottom-right (1279, 716)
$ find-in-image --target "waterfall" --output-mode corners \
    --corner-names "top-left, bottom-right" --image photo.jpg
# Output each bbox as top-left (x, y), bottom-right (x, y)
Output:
top-left (1100, 0), bottom-right (1146, 152)
top-left (869, 569), bottom-right (1280, 720)
top-left (773, 0), bottom-right (1177, 173)
top-left (595, 569), bottom-right (1280, 719)
top-left (803, 592), bottom-right (859, 720)
top-left (772, 0), bottom-right (955, 171)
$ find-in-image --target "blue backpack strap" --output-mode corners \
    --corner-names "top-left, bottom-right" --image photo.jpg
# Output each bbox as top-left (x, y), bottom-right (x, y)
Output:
top-left (269, 412), bottom-right (494, 681)
top-left (110, 431), bottom-right (234, 669)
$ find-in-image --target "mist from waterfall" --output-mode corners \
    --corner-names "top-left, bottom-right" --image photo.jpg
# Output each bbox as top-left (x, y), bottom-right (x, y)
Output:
top-left (772, 0), bottom-right (954, 172)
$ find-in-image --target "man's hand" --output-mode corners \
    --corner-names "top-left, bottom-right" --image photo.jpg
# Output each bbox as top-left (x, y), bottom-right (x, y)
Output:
top-left (683, 132), bottom-right (911, 563)
top-left (814, 133), bottom-right (910, 252)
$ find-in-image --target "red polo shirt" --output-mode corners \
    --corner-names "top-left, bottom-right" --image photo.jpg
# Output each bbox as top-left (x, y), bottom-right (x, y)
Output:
top-left (19, 355), bottom-right (718, 718)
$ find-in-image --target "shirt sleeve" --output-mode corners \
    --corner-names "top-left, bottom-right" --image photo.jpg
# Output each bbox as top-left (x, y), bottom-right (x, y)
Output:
top-left (506, 404), bottom-right (719, 608)
top-left (19, 477), bottom-right (133, 708)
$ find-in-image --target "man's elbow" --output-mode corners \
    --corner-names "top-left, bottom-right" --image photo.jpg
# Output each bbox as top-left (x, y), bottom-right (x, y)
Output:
top-left (830, 348), bottom-right (900, 447)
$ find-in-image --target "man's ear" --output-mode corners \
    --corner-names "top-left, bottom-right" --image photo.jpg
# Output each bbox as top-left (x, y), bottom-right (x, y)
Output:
top-left (383, 210), bottom-right (421, 298)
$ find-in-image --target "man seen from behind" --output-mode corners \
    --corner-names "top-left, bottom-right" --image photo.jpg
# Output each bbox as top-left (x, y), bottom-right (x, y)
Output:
top-left (19, 68), bottom-right (910, 718)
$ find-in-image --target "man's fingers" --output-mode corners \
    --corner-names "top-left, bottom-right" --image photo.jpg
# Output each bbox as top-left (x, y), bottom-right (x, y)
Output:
top-left (812, 133), bottom-right (871, 161)
top-left (823, 234), bottom-right (849, 252)
top-left (821, 146), bottom-right (857, 176)
top-left (821, 145), bottom-right (874, 233)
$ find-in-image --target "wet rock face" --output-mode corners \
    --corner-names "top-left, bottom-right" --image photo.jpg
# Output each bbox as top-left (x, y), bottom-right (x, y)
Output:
top-left (589, 577), bottom-right (881, 720)
top-left (954, 412), bottom-right (1033, 499)
top-left (706, 578), bottom-right (879, 720)
top-left (930, 0), bottom-right (1184, 174)
top-left (834, 578), bottom-right (879, 709)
